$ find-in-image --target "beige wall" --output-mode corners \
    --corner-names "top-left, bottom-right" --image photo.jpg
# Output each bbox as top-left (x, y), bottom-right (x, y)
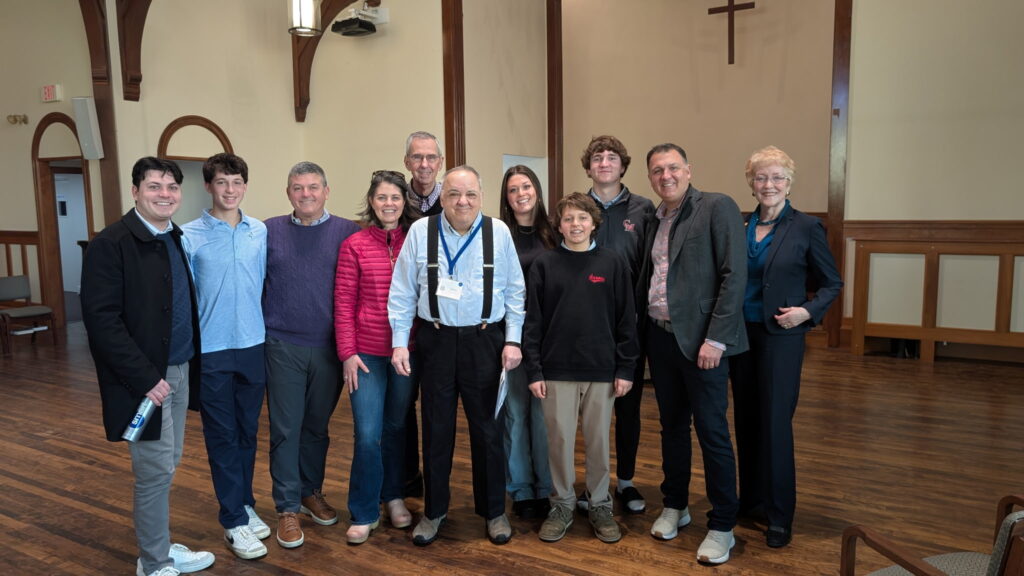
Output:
top-left (845, 0), bottom-right (1024, 324)
top-left (463, 0), bottom-right (548, 216)
top-left (88, 0), bottom-right (446, 223)
top-left (847, 0), bottom-right (1024, 220)
top-left (0, 0), bottom-right (93, 231)
top-left (303, 0), bottom-right (445, 220)
top-left (562, 0), bottom-right (834, 211)
top-left (115, 0), bottom-right (305, 220)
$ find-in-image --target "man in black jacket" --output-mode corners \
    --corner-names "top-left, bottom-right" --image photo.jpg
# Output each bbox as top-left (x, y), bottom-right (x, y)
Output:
top-left (81, 157), bottom-right (214, 576)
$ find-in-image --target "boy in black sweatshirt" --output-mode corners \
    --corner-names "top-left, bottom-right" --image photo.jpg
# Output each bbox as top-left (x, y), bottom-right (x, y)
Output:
top-left (523, 192), bottom-right (639, 544)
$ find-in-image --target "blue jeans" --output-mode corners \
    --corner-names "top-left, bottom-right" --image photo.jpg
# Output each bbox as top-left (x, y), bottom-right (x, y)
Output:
top-left (503, 364), bottom-right (552, 501)
top-left (347, 353), bottom-right (417, 524)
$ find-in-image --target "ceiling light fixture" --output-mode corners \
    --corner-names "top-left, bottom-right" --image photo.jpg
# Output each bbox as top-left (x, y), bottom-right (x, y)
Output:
top-left (288, 0), bottom-right (323, 37)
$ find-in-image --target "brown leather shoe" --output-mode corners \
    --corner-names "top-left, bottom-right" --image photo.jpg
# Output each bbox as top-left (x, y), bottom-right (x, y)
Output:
top-left (300, 489), bottom-right (338, 526)
top-left (276, 512), bottom-right (304, 548)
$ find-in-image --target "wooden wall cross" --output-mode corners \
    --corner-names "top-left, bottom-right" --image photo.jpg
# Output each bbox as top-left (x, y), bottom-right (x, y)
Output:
top-left (708, 0), bottom-right (756, 65)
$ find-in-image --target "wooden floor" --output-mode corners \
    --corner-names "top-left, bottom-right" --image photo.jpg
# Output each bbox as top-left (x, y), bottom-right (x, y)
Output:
top-left (1, 324), bottom-right (1022, 575)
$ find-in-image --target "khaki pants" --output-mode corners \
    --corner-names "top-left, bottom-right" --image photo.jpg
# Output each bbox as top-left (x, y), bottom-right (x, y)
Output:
top-left (541, 380), bottom-right (614, 510)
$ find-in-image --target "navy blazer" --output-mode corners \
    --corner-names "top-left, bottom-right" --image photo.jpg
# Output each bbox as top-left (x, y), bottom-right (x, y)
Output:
top-left (745, 207), bottom-right (842, 335)
top-left (81, 210), bottom-right (202, 442)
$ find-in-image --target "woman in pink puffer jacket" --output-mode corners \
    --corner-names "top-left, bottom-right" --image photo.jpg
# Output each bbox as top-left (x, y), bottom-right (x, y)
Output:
top-left (334, 170), bottom-right (421, 545)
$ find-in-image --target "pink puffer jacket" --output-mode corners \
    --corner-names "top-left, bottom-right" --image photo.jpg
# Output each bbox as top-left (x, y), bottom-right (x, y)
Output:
top-left (334, 225), bottom-right (409, 360)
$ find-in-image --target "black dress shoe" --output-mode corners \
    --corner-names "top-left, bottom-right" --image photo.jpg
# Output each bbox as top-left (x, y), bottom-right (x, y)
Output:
top-left (531, 498), bottom-right (551, 518)
top-left (614, 486), bottom-right (646, 514)
top-left (766, 525), bottom-right (792, 548)
top-left (404, 470), bottom-right (424, 498)
top-left (512, 499), bottom-right (538, 519)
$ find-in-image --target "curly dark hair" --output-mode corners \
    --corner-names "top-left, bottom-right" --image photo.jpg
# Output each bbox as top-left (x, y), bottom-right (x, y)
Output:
top-left (580, 135), bottom-right (631, 177)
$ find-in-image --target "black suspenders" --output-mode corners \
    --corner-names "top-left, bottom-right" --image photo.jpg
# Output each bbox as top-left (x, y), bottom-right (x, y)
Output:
top-left (481, 217), bottom-right (494, 324)
top-left (426, 214), bottom-right (495, 328)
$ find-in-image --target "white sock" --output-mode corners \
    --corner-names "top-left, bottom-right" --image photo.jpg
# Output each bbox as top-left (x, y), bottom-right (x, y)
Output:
top-left (617, 479), bottom-right (634, 491)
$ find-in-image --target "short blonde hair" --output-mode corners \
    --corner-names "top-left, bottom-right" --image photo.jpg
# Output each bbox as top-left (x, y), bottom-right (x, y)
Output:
top-left (744, 146), bottom-right (795, 188)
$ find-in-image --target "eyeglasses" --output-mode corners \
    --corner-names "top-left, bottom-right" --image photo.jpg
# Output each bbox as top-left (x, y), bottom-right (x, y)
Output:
top-left (753, 175), bottom-right (790, 185)
top-left (407, 154), bottom-right (440, 164)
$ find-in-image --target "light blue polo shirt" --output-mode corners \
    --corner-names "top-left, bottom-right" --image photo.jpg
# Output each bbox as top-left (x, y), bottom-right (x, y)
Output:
top-left (182, 209), bottom-right (267, 354)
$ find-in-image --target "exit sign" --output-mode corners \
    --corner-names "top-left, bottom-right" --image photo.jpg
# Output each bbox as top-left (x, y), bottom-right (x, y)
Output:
top-left (41, 84), bottom-right (63, 102)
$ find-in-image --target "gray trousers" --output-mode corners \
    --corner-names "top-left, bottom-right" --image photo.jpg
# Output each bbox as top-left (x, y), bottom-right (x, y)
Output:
top-left (265, 336), bottom-right (342, 512)
top-left (130, 362), bottom-right (189, 575)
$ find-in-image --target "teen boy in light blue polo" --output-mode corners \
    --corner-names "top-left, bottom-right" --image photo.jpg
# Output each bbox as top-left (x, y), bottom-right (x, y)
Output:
top-left (182, 153), bottom-right (270, 561)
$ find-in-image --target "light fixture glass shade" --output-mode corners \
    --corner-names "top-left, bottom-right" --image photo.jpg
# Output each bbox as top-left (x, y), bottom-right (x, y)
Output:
top-left (289, 0), bottom-right (323, 36)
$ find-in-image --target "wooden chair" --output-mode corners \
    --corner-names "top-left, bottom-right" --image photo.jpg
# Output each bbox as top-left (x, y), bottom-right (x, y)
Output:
top-left (841, 494), bottom-right (1024, 575)
top-left (0, 275), bottom-right (57, 355)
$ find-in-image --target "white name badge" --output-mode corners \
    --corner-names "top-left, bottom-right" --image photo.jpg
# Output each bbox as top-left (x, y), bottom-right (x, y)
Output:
top-left (436, 277), bottom-right (463, 300)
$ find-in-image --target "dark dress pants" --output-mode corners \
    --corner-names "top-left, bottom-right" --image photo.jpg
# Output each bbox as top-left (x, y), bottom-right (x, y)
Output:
top-left (416, 322), bottom-right (506, 521)
top-left (730, 322), bottom-right (804, 529)
top-left (199, 344), bottom-right (266, 529)
top-left (265, 336), bottom-right (342, 512)
top-left (613, 354), bottom-right (646, 482)
top-left (646, 322), bottom-right (739, 532)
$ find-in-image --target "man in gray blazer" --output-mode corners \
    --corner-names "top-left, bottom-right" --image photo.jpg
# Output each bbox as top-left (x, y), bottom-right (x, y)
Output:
top-left (636, 143), bottom-right (747, 565)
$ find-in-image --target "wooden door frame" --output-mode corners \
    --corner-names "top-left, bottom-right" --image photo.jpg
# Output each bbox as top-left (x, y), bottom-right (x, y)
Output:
top-left (30, 112), bottom-right (94, 332)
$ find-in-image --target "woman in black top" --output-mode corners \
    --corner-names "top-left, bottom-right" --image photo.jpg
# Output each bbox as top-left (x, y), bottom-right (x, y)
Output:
top-left (498, 165), bottom-right (557, 519)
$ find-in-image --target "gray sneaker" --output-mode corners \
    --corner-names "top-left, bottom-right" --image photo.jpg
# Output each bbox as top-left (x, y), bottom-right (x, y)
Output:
top-left (538, 504), bottom-right (574, 542)
top-left (650, 506), bottom-right (692, 541)
top-left (588, 506), bottom-right (622, 543)
top-left (697, 529), bottom-right (735, 564)
top-left (412, 514), bottom-right (446, 546)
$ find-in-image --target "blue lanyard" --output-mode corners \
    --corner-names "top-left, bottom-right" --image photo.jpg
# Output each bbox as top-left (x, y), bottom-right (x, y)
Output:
top-left (439, 217), bottom-right (482, 278)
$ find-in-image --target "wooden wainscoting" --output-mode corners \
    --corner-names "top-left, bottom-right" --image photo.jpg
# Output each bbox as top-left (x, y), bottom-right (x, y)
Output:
top-left (844, 221), bottom-right (1024, 363)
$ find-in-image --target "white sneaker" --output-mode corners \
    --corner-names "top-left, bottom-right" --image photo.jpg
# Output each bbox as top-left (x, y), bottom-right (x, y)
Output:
top-left (168, 543), bottom-right (215, 573)
top-left (697, 529), bottom-right (735, 564)
top-left (246, 505), bottom-right (272, 540)
top-left (136, 564), bottom-right (181, 576)
top-left (225, 525), bottom-right (268, 560)
top-left (650, 506), bottom-right (692, 540)
top-left (136, 560), bottom-right (181, 576)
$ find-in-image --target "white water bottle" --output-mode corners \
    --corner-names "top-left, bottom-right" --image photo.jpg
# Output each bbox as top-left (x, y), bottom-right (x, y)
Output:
top-left (122, 398), bottom-right (156, 442)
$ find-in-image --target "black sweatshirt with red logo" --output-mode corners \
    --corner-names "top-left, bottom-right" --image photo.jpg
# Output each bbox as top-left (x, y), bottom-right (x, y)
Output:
top-left (523, 245), bottom-right (638, 384)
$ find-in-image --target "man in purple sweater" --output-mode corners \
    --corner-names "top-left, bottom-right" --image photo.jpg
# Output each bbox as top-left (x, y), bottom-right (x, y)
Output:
top-left (263, 161), bottom-right (360, 550)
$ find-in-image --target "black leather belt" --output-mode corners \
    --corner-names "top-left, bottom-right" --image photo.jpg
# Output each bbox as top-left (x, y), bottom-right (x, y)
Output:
top-left (650, 317), bottom-right (672, 332)
top-left (425, 319), bottom-right (505, 335)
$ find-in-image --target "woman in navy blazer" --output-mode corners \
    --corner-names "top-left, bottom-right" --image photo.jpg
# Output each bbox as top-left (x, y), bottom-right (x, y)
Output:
top-left (730, 146), bottom-right (842, 548)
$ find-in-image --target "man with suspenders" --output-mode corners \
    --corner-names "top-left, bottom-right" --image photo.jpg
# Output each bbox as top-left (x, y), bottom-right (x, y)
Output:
top-left (388, 166), bottom-right (526, 546)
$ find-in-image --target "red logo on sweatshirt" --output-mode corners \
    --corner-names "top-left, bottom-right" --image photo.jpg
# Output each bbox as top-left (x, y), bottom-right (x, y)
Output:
top-left (588, 274), bottom-right (606, 283)
top-left (622, 219), bottom-right (635, 232)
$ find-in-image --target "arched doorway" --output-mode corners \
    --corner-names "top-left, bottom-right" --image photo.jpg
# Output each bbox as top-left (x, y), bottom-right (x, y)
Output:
top-left (30, 112), bottom-right (95, 334)
top-left (157, 115), bottom-right (234, 222)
